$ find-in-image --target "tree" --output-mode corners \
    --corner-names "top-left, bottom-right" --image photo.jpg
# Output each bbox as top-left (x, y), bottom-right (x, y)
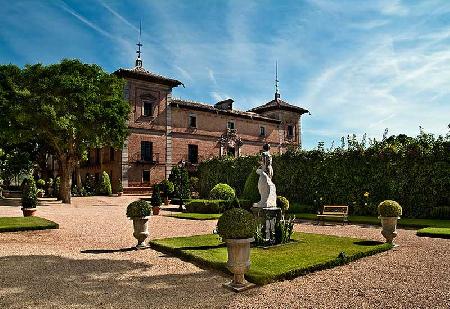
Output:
top-left (0, 59), bottom-right (130, 203)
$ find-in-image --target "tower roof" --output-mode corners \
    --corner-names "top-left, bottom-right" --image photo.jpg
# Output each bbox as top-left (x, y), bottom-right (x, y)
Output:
top-left (248, 98), bottom-right (309, 115)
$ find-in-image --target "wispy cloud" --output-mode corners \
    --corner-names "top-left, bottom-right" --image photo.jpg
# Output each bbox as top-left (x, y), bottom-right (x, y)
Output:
top-left (98, 0), bottom-right (139, 32)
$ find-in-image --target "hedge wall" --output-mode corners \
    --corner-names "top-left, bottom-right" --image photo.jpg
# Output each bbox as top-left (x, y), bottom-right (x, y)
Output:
top-left (197, 132), bottom-right (450, 218)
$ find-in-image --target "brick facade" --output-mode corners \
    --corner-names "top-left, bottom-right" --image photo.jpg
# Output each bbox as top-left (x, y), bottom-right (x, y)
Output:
top-left (79, 66), bottom-right (309, 192)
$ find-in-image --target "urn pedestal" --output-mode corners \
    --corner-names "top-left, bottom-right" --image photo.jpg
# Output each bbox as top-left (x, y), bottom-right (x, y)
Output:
top-left (251, 206), bottom-right (282, 246)
top-left (130, 216), bottom-right (150, 248)
top-left (379, 216), bottom-right (400, 246)
top-left (223, 238), bottom-right (255, 292)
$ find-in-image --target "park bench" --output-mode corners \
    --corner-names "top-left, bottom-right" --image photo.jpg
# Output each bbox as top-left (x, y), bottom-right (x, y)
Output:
top-left (316, 205), bottom-right (349, 225)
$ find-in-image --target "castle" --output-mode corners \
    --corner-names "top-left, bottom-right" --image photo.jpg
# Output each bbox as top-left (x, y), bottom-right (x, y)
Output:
top-left (78, 39), bottom-right (309, 193)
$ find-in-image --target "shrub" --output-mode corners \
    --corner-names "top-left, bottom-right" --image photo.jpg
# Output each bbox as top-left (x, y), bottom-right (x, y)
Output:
top-left (210, 183), bottom-right (235, 200)
top-left (126, 200), bottom-right (151, 218)
top-left (274, 217), bottom-right (294, 244)
top-left (287, 203), bottom-right (315, 214)
top-left (241, 168), bottom-right (260, 203)
top-left (36, 179), bottom-right (46, 189)
top-left (21, 178), bottom-right (38, 208)
top-left (190, 176), bottom-right (200, 193)
top-left (97, 171), bottom-right (112, 196)
top-left (169, 166), bottom-right (190, 200)
top-left (430, 206), bottom-right (450, 219)
top-left (84, 174), bottom-right (96, 196)
top-left (276, 196), bottom-right (290, 212)
top-left (159, 179), bottom-right (174, 197)
top-left (378, 200), bottom-right (402, 217)
top-left (217, 208), bottom-right (256, 239)
top-left (185, 199), bottom-right (225, 214)
top-left (54, 177), bottom-right (61, 198)
top-left (151, 185), bottom-right (163, 207)
top-left (117, 181), bottom-right (123, 192)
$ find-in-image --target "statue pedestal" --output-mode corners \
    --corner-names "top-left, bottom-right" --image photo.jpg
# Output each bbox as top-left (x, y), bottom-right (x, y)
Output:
top-left (251, 206), bottom-right (282, 246)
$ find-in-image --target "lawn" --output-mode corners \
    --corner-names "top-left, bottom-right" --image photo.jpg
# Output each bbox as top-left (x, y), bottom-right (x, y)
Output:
top-left (150, 232), bottom-right (392, 285)
top-left (0, 217), bottom-right (59, 233)
top-left (293, 213), bottom-right (450, 229)
top-left (416, 227), bottom-right (450, 239)
top-left (164, 213), bottom-right (222, 220)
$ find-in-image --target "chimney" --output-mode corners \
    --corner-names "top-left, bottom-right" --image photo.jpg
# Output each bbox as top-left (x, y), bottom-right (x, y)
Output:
top-left (214, 99), bottom-right (234, 110)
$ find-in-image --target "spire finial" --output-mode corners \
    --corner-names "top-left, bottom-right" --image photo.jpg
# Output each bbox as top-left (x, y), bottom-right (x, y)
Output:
top-left (275, 61), bottom-right (280, 100)
top-left (135, 20), bottom-right (143, 69)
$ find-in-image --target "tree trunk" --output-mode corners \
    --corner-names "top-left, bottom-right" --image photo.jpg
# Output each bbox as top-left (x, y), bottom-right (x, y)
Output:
top-left (58, 157), bottom-right (74, 204)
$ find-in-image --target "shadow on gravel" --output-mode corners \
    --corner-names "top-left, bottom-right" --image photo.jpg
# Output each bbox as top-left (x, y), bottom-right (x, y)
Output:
top-left (0, 255), bottom-right (234, 308)
top-left (354, 240), bottom-right (384, 246)
top-left (80, 247), bottom-right (138, 254)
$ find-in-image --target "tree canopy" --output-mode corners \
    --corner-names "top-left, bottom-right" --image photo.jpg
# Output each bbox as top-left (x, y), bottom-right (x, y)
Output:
top-left (0, 59), bottom-right (131, 202)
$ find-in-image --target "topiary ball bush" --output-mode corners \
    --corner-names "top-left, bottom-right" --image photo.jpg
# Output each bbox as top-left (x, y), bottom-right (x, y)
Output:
top-left (217, 208), bottom-right (256, 239)
top-left (210, 183), bottom-right (236, 200)
top-left (241, 168), bottom-right (259, 203)
top-left (36, 179), bottom-right (46, 189)
top-left (22, 178), bottom-right (38, 208)
top-left (150, 184), bottom-right (163, 207)
top-left (378, 200), bottom-right (402, 217)
top-left (126, 200), bottom-right (151, 218)
top-left (276, 196), bottom-right (290, 212)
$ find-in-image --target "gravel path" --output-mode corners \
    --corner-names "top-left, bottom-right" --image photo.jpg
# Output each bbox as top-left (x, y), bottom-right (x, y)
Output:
top-left (0, 196), bottom-right (449, 308)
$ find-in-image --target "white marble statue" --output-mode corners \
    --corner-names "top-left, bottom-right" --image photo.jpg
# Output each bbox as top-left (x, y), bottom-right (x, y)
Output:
top-left (254, 144), bottom-right (277, 208)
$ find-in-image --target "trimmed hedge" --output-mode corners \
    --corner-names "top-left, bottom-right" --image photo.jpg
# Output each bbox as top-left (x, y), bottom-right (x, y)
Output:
top-left (185, 198), bottom-right (253, 214)
top-left (209, 183), bottom-right (236, 200)
top-left (197, 132), bottom-right (450, 218)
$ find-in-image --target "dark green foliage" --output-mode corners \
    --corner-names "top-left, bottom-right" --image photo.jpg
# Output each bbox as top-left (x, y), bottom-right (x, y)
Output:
top-left (190, 176), bottom-right (200, 193)
top-left (209, 183), bottom-right (236, 200)
top-left (159, 179), bottom-right (174, 197)
top-left (168, 166), bottom-right (191, 200)
top-left (430, 207), bottom-right (450, 219)
top-left (276, 196), bottom-right (290, 212)
top-left (97, 171), bottom-right (112, 196)
top-left (150, 185), bottom-right (163, 207)
top-left (197, 156), bottom-right (259, 198)
top-left (274, 217), bottom-right (295, 244)
top-left (378, 200), bottom-right (402, 217)
top-left (126, 200), bottom-right (151, 218)
top-left (54, 177), bottom-right (61, 199)
top-left (241, 168), bottom-right (260, 202)
top-left (217, 208), bottom-right (256, 239)
top-left (197, 130), bottom-right (450, 218)
top-left (84, 174), bottom-right (96, 196)
top-left (36, 179), bottom-right (46, 189)
top-left (21, 178), bottom-right (38, 208)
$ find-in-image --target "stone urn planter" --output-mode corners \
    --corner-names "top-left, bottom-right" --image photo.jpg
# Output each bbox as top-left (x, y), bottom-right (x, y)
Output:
top-left (126, 200), bottom-right (152, 249)
top-left (225, 237), bottom-right (254, 291)
top-left (379, 216), bottom-right (399, 244)
top-left (164, 197), bottom-right (170, 206)
top-left (130, 216), bottom-right (150, 248)
top-left (152, 206), bottom-right (160, 215)
top-left (217, 208), bottom-right (257, 292)
top-left (22, 207), bottom-right (37, 217)
top-left (378, 200), bottom-right (402, 246)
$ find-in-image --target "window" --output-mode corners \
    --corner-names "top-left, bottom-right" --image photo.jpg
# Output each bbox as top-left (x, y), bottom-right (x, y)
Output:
top-left (143, 170), bottom-right (150, 182)
top-left (259, 126), bottom-right (266, 137)
top-left (188, 144), bottom-right (198, 164)
top-left (287, 125), bottom-right (294, 138)
top-left (142, 100), bottom-right (153, 117)
top-left (110, 147), bottom-right (115, 161)
top-left (189, 114), bottom-right (197, 128)
top-left (140, 141), bottom-right (153, 162)
top-left (227, 121), bottom-right (235, 130)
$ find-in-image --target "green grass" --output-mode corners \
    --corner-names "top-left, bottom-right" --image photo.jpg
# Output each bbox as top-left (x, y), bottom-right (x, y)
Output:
top-left (150, 232), bottom-right (392, 285)
top-left (164, 213), bottom-right (222, 220)
top-left (293, 213), bottom-right (450, 229)
top-left (0, 217), bottom-right (59, 233)
top-left (416, 227), bottom-right (450, 239)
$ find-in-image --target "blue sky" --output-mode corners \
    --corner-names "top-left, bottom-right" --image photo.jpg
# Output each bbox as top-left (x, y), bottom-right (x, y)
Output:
top-left (1, 0), bottom-right (450, 149)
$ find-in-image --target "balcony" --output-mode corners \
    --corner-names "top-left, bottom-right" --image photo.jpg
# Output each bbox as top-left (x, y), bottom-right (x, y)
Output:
top-left (129, 152), bottom-right (160, 164)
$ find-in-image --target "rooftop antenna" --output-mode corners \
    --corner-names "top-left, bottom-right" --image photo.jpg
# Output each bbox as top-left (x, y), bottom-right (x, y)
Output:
top-left (275, 61), bottom-right (280, 100)
top-left (135, 20), bottom-right (143, 69)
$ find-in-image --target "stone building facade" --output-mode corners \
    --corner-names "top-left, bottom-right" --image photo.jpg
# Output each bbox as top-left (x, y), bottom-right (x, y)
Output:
top-left (79, 59), bottom-right (308, 192)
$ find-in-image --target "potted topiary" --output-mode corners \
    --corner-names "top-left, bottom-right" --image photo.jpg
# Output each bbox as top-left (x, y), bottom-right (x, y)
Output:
top-left (276, 196), bottom-right (290, 218)
top-left (217, 208), bottom-right (256, 292)
top-left (378, 200), bottom-right (402, 245)
top-left (159, 179), bottom-right (174, 205)
top-left (126, 200), bottom-right (152, 248)
top-left (150, 184), bottom-right (162, 215)
top-left (21, 178), bottom-right (38, 217)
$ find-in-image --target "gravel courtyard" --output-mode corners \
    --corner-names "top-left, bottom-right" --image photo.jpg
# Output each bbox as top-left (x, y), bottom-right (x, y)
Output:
top-left (0, 196), bottom-right (449, 309)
